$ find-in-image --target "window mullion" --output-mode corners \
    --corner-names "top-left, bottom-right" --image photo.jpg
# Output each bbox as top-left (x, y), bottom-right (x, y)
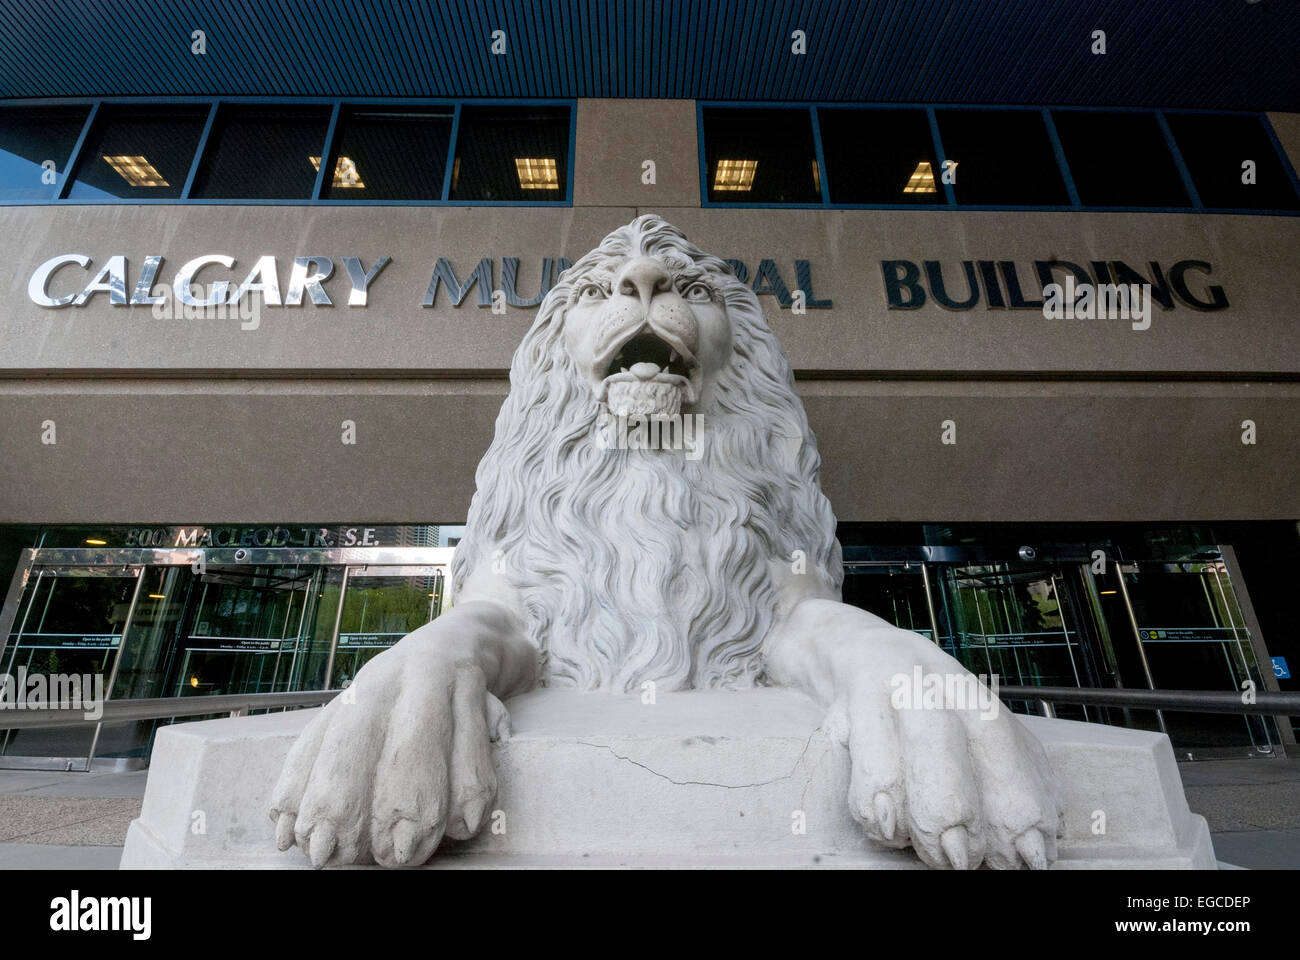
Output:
top-left (312, 102), bottom-right (343, 201)
top-left (180, 102), bottom-right (219, 200)
top-left (56, 101), bottom-right (99, 200)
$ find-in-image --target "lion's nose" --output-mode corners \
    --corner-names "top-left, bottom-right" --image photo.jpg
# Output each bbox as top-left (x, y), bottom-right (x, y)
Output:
top-left (616, 257), bottom-right (673, 307)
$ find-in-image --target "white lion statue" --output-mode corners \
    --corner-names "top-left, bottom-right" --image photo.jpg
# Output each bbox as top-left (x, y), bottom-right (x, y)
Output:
top-left (270, 215), bottom-right (1062, 869)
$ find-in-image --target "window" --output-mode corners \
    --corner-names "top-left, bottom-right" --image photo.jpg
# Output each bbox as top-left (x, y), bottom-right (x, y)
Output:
top-left (189, 104), bottom-right (332, 200)
top-left (933, 109), bottom-right (1069, 206)
top-left (1165, 113), bottom-right (1300, 211)
top-left (1051, 110), bottom-right (1189, 207)
top-left (0, 104), bottom-right (90, 202)
top-left (702, 107), bottom-right (820, 204)
top-left (818, 108), bottom-right (940, 204)
top-left (322, 107), bottom-right (453, 201)
top-left (67, 104), bottom-right (208, 200)
top-left (449, 105), bottom-right (570, 202)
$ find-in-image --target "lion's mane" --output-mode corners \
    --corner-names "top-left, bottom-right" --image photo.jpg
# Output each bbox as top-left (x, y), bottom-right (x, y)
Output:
top-left (450, 215), bottom-right (842, 691)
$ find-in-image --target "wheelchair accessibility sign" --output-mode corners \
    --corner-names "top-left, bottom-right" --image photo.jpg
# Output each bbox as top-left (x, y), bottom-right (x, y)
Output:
top-left (1273, 656), bottom-right (1291, 679)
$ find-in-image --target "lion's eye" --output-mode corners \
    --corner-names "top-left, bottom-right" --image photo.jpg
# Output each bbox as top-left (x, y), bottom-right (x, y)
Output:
top-left (578, 283), bottom-right (607, 301)
top-left (683, 282), bottom-right (712, 302)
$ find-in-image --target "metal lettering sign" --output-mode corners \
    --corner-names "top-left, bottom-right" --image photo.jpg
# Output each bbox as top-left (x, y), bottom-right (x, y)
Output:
top-left (122, 526), bottom-right (382, 548)
top-left (26, 255), bottom-right (834, 310)
top-left (28, 252), bottom-right (1229, 313)
top-left (881, 259), bottom-right (1227, 311)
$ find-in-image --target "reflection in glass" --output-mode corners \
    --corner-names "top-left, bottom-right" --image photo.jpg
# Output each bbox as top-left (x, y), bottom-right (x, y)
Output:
top-left (0, 105), bottom-right (90, 202)
top-left (449, 105), bottom-right (570, 202)
top-left (331, 569), bottom-right (445, 686)
top-left (323, 108), bottom-right (452, 200)
top-left (702, 107), bottom-right (820, 204)
top-left (190, 104), bottom-right (331, 199)
top-left (67, 104), bottom-right (208, 200)
top-left (818, 108), bottom-right (941, 204)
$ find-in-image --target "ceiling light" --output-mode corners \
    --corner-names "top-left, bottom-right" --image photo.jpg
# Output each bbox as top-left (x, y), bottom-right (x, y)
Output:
top-left (102, 155), bottom-right (169, 187)
top-left (1099, 589), bottom-right (1117, 595)
top-left (714, 159), bottom-right (757, 192)
top-left (903, 160), bottom-right (937, 194)
top-left (85, 538), bottom-right (107, 545)
top-left (148, 594), bottom-right (166, 600)
top-left (811, 159), bottom-right (821, 194)
top-left (515, 157), bottom-right (559, 190)
top-left (309, 155), bottom-right (365, 188)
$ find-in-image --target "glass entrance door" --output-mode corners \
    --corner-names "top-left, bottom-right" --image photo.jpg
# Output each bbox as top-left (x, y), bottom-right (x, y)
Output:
top-left (0, 546), bottom-right (453, 769)
top-left (328, 566), bottom-right (447, 688)
top-left (0, 564), bottom-right (141, 763)
top-left (842, 562), bottom-right (937, 641)
top-left (939, 562), bottom-right (1107, 721)
top-left (170, 564), bottom-right (320, 698)
top-left (1093, 559), bottom-right (1278, 756)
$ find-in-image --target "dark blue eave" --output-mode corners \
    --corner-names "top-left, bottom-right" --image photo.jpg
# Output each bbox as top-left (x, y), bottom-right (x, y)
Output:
top-left (0, 0), bottom-right (1298, 112)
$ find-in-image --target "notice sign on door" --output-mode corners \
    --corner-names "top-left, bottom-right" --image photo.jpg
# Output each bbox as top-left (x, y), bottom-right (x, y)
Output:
top-left (1138, 627), bottom-right (1238, 642)
top-left (337, 633), bottom-right (404, 649)
top-left (184, 635), bottom-right (292, 652)
top-left (19, 633), bottom-right (120, 649)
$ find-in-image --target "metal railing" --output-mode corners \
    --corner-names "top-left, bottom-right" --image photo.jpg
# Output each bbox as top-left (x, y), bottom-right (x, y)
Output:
top-left (1, 686), bottom-right (1295, 731)
top-left (0, 690), bottom-right (338, 729)
top-left (998, 684), bottom-right (1300, 719)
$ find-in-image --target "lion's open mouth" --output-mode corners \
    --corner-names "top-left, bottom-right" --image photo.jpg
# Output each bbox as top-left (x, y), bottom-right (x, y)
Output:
top-left (596, 329), bottom-right (701, 414)
top-left (605, 332), bottom-right (694, 381)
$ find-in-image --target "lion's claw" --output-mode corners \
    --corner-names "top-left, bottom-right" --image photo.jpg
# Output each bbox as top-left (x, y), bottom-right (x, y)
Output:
top-left (940, 826), bottom-right (969, 870)
top-left (1015, 830), bottom-right (1049, 871)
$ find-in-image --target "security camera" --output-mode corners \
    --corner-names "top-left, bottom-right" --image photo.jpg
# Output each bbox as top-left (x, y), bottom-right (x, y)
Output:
top-left (1017, 546), bottom-right (1038, 562)
top-left (233, 548), bottom-right (250, 563)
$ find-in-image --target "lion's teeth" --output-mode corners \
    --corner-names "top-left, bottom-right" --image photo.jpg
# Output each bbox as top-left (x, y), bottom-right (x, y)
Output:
top-left (620, 367), bottom-right (628, 374)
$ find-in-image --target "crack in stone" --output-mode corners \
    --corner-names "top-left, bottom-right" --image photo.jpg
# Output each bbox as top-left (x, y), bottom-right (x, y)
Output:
top-left (571, 729), bottom-right (822, 790)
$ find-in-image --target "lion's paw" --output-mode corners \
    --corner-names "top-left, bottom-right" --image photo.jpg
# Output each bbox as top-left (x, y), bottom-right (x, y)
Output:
top-left (268, 639), bottom-right (507, 868)
top-left (832, 639), bottom-right (1063, 870)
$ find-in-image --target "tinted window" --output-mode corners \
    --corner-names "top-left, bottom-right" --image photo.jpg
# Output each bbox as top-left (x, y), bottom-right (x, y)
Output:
top-left (1052, 110), bottom-right (1189, 207)
top-left (0, 105), bottom-right (90, 202)
top-left (934, 109), bottom-right (1069, 205)
top-left (323, 107), bottom-right (453, 201)
top-left (819, 108), bottom-right (940, 204)
top-left (449, 105), bottom-right (570, 202)
top-left (190, 104), bottom-right (331, 199)
top-left (703, 107), bottom-right (820, 204)
top-left (1166, 113), bottom-right (1300, 210)
top-left (67, 104), bottom-right (208, 200)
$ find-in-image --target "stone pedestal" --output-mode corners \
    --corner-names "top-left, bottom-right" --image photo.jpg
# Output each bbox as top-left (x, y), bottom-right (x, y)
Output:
top-left (120, 688), bottom-right (1215, 869)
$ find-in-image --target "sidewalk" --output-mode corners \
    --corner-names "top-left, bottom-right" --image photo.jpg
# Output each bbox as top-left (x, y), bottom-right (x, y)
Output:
top-left (0, 759), bottom-right (1296, 870)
